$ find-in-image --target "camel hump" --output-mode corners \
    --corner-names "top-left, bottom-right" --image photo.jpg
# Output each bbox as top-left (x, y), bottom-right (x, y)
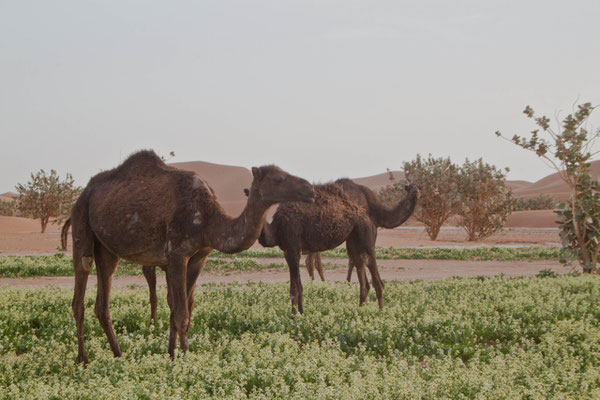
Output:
top-left (116, 150), bottom-right (165, 172)
top-left (314, 183), bottom-right (345, 198)
top-left (334, 178), bottom-right (353, 186)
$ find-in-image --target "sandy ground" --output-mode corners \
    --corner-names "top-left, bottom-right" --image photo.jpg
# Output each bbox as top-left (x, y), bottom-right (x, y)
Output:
top-left (0, 258), bottom-right (565, 289)
top-left (0, 215), bottom-right (561, 255)
top-left (0, 215), bottom-right (564, 288)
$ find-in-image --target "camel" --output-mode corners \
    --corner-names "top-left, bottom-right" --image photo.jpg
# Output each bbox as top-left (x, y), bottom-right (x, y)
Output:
top-left (140, 187), bottom-right (325, 326)
top-left (306, 180), bottom-right (420, 282)
top-left (67, 150), bottom-right (314, 363)
top-left (254, 183), bottom-right (382, 314)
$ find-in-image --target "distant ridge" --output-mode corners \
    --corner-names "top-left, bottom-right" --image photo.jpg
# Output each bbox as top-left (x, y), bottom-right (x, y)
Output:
top-left (508, 160), bottom-right (600, 201)
top-left (351, 170), bottom-right (404, 192)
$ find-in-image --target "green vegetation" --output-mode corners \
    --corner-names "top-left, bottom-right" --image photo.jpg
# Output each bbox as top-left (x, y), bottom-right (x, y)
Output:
top-left (455, 159), bottom-right (513, 241)
top-left (0, 247), bottom-right (565, 278)
top-left (15, 169), bottom-right (81, 233)
top-left (513, 194), bottom-right (556, 211)
top-left (382, 155), bottom-right (513, 241)
top-left (216, 246), bottom-right (563, 261)
top-left (0, 254), bottom-right (286, 278)
top-left (1, 276), bottom-right (599, 398)
top-left (497, 102), bottom-right (600, 272)
top-left (402, 155), bottom-right (460, 240)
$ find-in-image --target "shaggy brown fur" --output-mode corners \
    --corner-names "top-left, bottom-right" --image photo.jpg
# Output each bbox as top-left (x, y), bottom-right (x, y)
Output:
top-left (306, 180), bottom-right (420, 282)
top-left (67, 150), bottom-right (314, 363)
top-left (258, 183), bottom-right (382, 313)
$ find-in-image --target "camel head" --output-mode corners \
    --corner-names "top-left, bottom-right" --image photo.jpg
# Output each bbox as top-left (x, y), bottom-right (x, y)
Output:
top-left (249, 165), bottom-right (315, 204)
top-left (404, 183), bottom-right (421, 199)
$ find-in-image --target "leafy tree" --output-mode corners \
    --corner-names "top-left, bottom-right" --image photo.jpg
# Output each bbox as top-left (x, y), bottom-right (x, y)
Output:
top-left (496, 102), bottom-right (600, 273)
top-left (16, 170), bottom-right (81, 233)
top-left (456, 158), bottom-right (513, 241)
top-left (403, 155), bottom-right (461, 240)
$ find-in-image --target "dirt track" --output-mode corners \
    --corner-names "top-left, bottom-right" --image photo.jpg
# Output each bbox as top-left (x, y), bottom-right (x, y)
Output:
top-left (0, 258), bottom-right (566, 289)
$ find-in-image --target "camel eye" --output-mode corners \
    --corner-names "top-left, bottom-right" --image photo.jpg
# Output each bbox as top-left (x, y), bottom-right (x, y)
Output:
top-left (273, 175), bottom-right (284, 184)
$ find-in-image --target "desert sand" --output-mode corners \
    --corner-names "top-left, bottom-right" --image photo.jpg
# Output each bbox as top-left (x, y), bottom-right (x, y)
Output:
top-left (1, 258), bottom-right (565, 289)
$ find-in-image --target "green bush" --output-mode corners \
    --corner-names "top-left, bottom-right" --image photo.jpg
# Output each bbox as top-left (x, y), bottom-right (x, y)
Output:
top-left (456, 159), bottom-right (513, 241)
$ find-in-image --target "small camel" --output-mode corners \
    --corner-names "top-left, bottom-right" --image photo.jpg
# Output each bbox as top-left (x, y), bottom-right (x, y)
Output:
top-left (67, 150), bottom-right (314, 362)
top-left (306, 180), bottom-right (420, 282)
top-left (257, 183), bottom-right (382, 314)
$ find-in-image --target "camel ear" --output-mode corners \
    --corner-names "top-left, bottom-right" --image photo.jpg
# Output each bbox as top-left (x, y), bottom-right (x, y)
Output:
top-left (252, 167), bottom-right (261, 179)
top-left (243, 188), bottom-right (250, 197)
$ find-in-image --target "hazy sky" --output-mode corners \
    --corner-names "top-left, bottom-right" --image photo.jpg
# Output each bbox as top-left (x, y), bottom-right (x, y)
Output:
top-left (1, 0), bottom-right (599, 192)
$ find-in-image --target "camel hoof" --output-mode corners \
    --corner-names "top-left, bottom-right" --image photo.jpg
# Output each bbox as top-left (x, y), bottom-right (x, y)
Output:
top-left (77, 354), bottom-right (89, 364)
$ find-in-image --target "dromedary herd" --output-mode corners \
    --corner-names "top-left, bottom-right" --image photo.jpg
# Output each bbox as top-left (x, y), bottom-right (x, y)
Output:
top-left (64, 150), bottom-right (419, 362)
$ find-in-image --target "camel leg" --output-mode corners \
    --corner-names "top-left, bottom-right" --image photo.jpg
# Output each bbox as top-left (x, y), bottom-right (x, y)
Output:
top-left (164, 270), bottom-right (177, 357)
top-left (365, 248), bottom-right (385, 310)
top-left (185, 254), bottom-right (208, 331)
top-left (305, 253), bottom-right (315, 280)
top-left (72, 246), bottom-right (94, 364)
top-left (94, 242), bottom-right (122, 357)
top-left (284, 249), bottom-right (303, 314)
top-left (142, 266), bottom-right (158, 325)
top-left (346, 259), bottom-right (354, 282)
top-left (314, 252), bottom-right (325, 281)
top-left (166, 254), bottom-right (189, 359)
top-left (347, 240), bottom-right (369, 306)
top-left (71, 216), bottom-right (95, 364)
top-left (348, 257), bottom-right (370, 291)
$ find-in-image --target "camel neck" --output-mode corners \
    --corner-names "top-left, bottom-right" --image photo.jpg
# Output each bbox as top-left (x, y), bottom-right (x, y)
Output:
top-left (209, 190), bottom-right (271, 254)
top-left (377, 191), bottom-right (418, 229)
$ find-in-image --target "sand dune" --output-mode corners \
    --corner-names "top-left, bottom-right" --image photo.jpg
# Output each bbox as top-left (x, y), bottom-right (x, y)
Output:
top-left (351, 170), bottom-right (404, 192)
top-left (508, 160), bottom-right (600, 201)
top-left (169, 160), bottom-right (252, 215)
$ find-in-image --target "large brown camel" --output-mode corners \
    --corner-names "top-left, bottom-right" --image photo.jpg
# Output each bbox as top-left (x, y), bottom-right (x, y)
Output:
top-left (67, 150), bottom-right (314, 363)
top-left (306, 180), bottom-right (421, 282)
top-left (256, 183), bottom-right (381, 314)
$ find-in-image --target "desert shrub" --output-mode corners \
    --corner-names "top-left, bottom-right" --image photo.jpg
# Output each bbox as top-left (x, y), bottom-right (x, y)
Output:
top-left (0, 200), bottom-right (17, 216)
top-left (398, 155), bottom-right (461, 240)
top-left (497, 102), bottom-right (600, 273)
top-left (456, 159), bottom-right (513, 241)
top-left (513, 194), bottom-right (556, 211)
top-left (16, 169), bottom-right (81, 233)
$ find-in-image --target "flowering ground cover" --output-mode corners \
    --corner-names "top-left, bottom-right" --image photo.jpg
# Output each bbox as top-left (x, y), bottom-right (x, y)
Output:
top-left (1, 275), bottom-right (599, 398)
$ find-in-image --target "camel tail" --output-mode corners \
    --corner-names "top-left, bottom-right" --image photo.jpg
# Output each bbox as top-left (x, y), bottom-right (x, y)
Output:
top-left (60, 217), bottom-right (71, 251)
